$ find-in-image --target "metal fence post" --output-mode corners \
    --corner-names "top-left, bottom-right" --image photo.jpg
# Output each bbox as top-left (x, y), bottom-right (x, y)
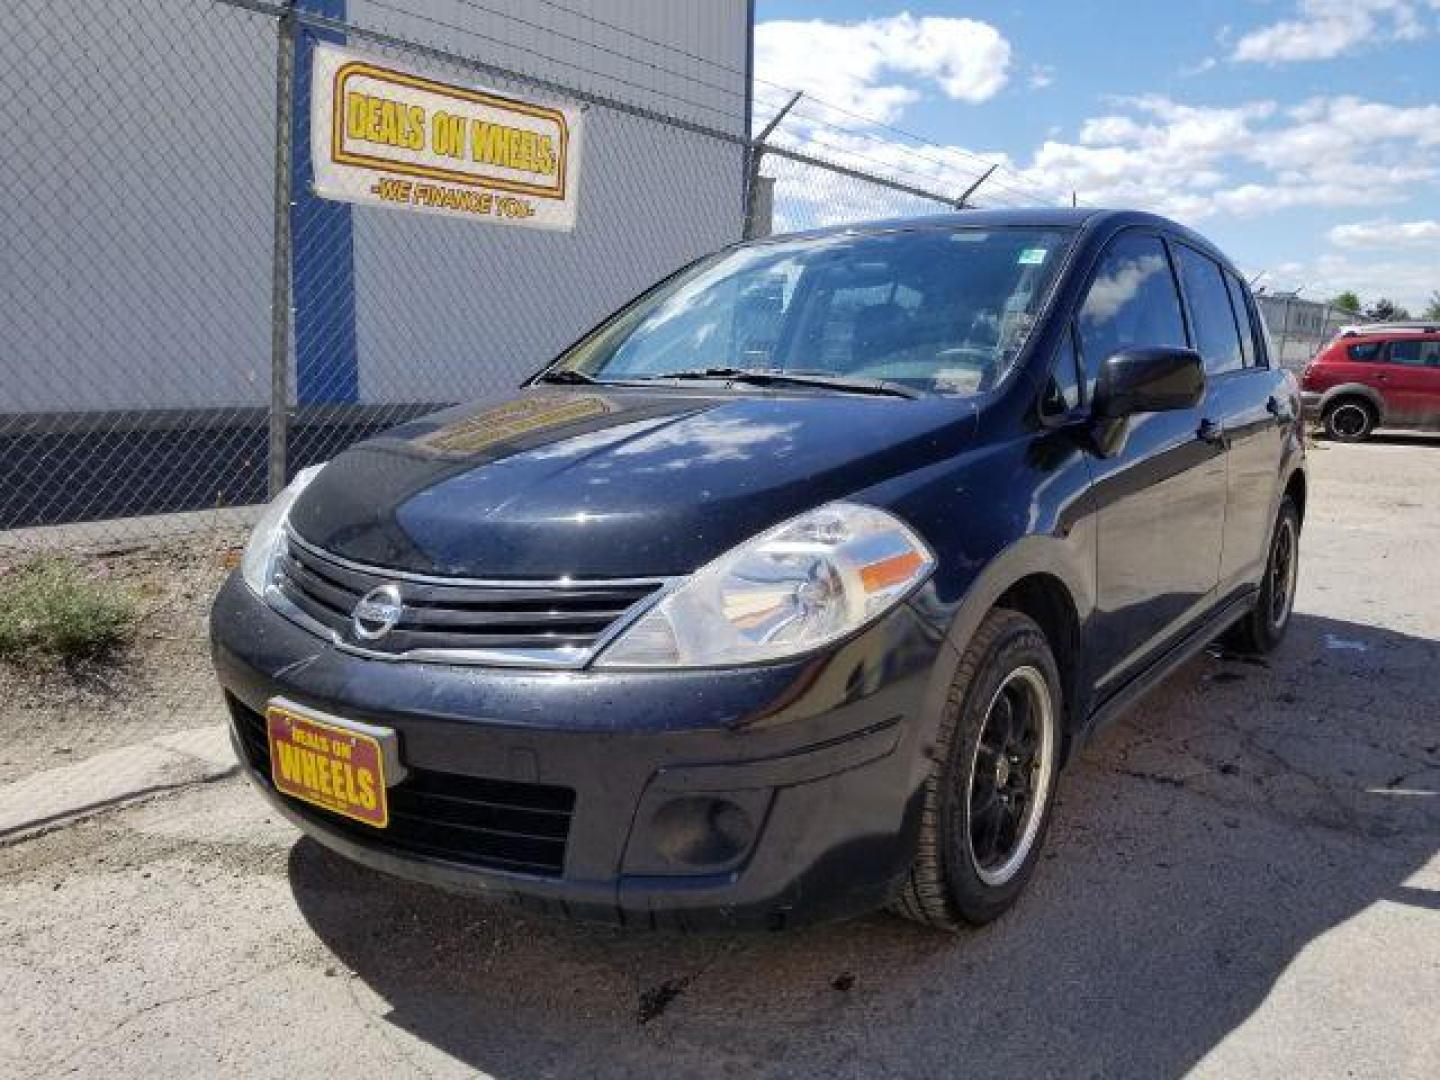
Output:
top-left (742, 146), bottom-right (762, 240)
top-left (267, 2), bottom-right (297, 499)
top-left (743, 91), bottom-right (801, 240)
top-left (1, 0), bottom-right (1047, 548)
top-left (955, 163), bottom-right (997, 209)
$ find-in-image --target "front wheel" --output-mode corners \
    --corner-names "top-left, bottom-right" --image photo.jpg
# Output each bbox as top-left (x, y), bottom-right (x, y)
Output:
top-left (1223, 497), bottom-right (1301, 656)
top-left (893, 609), bottom-right (1062, 930)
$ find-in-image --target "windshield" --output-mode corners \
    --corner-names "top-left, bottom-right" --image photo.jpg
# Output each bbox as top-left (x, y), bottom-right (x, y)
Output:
top-left (551, 227), bottom-right (1074, 395)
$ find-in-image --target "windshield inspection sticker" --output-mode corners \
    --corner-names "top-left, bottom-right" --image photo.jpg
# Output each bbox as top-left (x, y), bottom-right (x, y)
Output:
top-left (1018, 248), bottom-right (1049, 265)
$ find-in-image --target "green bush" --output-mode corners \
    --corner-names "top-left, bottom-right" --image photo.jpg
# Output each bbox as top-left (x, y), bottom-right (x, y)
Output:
top-left (0, 556), bottom-right (137, 661)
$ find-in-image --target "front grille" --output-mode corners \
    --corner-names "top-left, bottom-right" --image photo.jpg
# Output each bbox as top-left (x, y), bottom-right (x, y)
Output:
top-left (274, 531), bottom-right (663, 659)
top-left (229, 697), bottom-right (575, 876)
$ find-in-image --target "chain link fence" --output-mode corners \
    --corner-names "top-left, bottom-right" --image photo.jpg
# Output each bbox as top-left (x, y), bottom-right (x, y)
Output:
top-left (1254, 294), bottom-right (1352, 372)
top-left (1, 0), bottom-right (280, 549)
top-left (0, 0), bottom-right (1011, 554)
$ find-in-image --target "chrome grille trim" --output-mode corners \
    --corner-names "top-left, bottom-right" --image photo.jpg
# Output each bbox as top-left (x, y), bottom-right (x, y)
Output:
top-left (265, 528), bottom-right (676, 669)
top-left (286, 529), bottom-right (670, 590)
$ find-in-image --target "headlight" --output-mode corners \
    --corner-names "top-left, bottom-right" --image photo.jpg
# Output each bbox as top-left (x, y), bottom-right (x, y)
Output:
top-left (595, 502), bottom-right (934, 669)
top-left (240, 464), bottom-right (326, 596)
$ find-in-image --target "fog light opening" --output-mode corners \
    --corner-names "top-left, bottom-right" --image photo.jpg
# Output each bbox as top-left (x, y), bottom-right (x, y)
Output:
top-left (652, 796), bottom-right (755, 868)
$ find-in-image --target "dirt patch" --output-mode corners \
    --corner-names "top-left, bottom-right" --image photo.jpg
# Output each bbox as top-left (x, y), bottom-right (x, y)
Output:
top-left (0, 532), bottom-right (244, 785)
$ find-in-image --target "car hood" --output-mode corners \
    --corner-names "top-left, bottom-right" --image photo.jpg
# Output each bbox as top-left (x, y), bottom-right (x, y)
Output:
top-left (288, 387), bottom-right (976, 578)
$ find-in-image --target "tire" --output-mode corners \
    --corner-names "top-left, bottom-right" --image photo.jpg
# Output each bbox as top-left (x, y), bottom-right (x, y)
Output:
top-left (1322, 397), bottom-right (1375, 442)
top-left (1222, 497), bottom-right (1301, 656)
top-left (893, 609), bottom-right (1063, 930)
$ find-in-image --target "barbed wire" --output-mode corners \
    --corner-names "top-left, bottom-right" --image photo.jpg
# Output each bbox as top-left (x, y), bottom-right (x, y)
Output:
top-left (528, 0), bottom-right (1066, 205)
top-left (367, 0), bottom-right (1061, 207)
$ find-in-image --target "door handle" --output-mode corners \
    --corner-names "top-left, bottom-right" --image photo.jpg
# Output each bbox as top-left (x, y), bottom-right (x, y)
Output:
top-left (1198, 418), bottom-right (1229, 448)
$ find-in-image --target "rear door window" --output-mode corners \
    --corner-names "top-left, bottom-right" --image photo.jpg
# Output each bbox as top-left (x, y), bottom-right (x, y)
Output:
top-left (1076, 233), bottom-right (1188, 399)
top-left (1175, 244), bottom-right (1245, 376)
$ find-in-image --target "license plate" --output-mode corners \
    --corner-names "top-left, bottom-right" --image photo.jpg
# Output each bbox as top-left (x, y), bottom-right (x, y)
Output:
top-left (266, 703), bottom-right (389, 828)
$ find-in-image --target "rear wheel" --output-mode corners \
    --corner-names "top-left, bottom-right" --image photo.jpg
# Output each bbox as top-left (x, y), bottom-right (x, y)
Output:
top-left (1223, 497), bottom-right (1301, 656)
top-left (893, 609), bottom-right (1062, 930)
top-left (1322, 397), bottom-right (1375, 442)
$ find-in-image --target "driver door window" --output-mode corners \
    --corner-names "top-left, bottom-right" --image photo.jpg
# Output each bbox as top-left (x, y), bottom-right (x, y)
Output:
top-left (1076, 233), bottom-right (1188, 399)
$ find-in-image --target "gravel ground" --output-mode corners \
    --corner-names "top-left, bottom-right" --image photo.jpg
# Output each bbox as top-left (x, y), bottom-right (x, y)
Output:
top-left (0, 531), bottom-right (243, 785)
top-left (1, 436), bottom-right (1437, 1079)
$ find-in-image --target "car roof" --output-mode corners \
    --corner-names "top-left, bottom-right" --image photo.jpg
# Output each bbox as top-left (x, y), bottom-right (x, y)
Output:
top-left (1339, 323), bottom-right (1440, 337)
top-left (760, 208), bottom-right (1237, 272)
top-left (827, 207), bottom-right (1104, 232)
top-left (774, 207), bottom-right (1172, 238)
top-left (1324, 332), bottom-right (1440, 355)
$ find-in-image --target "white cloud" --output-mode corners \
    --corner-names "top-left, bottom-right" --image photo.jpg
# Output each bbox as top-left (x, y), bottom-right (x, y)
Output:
top-left (1209, 180), bottom-right (1417, 215)
top-left (1232, 0), bottom-right (1440, 64)
top-left (1286, 253), bottom-right (1437, 311)
top-left (749, 85), bottom-right (1438, 227)
top-left (1008, 93), bottom-right (1440, 221)
top-left (1329, 218), bottom-right (1440, 246)
top-left (746, 15), bottom-right (1438, 286)
top-left (1027, 64), bottom-right (1055, 90)
top-left (753, 14), bottom-right (1011, 128)
top-left (1251, 96), bottom-right (1440, 172)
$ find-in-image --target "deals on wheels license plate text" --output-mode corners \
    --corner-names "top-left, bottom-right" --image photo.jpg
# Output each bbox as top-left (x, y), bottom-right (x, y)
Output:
top-left (266, 705), bottom-right (389, 828)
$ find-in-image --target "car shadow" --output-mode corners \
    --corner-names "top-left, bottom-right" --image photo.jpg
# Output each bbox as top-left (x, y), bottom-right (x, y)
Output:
top-left (288, 611), bottom-right (1438, 1078)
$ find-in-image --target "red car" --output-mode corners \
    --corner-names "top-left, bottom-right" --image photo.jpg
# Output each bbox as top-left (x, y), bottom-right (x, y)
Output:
top-left (1302, 324), bottom-right (1440, 440)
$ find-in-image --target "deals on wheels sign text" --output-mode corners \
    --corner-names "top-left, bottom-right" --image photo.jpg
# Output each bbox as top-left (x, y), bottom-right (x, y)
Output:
top-left (310, 44), bottom-right (582, 231)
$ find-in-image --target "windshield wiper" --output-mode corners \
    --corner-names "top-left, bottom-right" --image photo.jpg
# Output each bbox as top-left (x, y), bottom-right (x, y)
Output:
top-left (638, 368), bottom-right (922, 399)
top-left (532, 369), bottom-right (600, 385)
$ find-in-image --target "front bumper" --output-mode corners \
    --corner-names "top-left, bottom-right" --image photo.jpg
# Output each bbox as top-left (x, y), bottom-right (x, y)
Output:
top-left (211, 573), bottom-right (944, 929)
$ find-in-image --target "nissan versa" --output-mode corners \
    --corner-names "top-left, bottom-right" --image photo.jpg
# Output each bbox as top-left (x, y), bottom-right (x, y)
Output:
top-left (211, 209), bottom-right (1306, 930)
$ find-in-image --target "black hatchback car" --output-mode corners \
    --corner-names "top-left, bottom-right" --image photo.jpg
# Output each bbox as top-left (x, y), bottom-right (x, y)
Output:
top-left (212, 209), bottom-right (1306, 931)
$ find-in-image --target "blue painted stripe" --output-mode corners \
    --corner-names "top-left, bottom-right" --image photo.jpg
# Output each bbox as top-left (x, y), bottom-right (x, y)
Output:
top-left (291, 0), bottom-right (358, 406)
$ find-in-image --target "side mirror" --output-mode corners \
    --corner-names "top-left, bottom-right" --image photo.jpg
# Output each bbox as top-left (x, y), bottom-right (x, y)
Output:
top-left (1092, 346), bottom-right (1204, 420)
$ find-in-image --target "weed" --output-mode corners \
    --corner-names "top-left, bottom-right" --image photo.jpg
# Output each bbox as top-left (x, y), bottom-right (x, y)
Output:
top-left (0, 556), bottom-right (137, 661)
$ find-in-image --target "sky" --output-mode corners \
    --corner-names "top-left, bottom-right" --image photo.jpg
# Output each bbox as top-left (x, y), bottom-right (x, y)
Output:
top-left (751, 1), bottom-right (1440, 312)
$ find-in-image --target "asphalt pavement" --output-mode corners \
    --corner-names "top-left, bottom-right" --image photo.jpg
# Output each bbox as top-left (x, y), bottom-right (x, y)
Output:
top-left (1, 434), bottom-right (1437, 1079)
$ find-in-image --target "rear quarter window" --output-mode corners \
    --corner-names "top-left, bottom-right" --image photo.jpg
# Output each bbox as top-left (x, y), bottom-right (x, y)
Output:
top-left (1222, 271), bottom-right (1259, 368)
top-left (1346, 342), bottom-right (1381, 361)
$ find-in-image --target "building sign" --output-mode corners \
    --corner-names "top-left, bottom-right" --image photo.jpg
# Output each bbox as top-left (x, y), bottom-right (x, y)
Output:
top-left (310, 44), bottom-right (582, 230)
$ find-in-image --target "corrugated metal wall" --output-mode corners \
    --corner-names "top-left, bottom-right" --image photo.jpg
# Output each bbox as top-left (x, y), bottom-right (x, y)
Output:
top-left (0, 0), bottom-right (278, 414)
top-left (0, 0), bottom-right (751, 415)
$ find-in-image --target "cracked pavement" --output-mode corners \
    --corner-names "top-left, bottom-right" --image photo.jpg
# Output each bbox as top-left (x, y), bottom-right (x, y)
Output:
top-left (2, 434), bottom-right (1437, 1079)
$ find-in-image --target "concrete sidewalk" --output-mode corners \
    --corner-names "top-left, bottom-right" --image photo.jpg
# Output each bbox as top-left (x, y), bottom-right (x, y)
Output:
top-left (0, 724), bottom-right (234, 840)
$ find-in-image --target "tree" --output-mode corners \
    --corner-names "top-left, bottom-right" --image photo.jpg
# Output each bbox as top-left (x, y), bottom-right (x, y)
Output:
top-left (1425, 291), bottom-right (1440, 321)
top-left (1331, 291), bottom-right (1362, 314)
top-left (1364, 298), bottom-right (1410, 322)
